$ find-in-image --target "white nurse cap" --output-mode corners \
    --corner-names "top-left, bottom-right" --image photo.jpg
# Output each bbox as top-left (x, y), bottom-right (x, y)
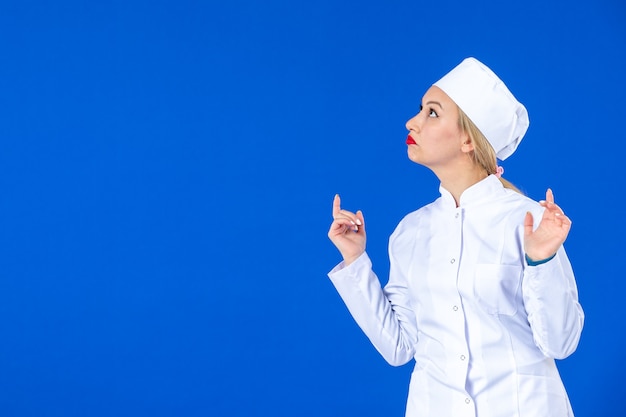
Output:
top-left (433, 57), bottom-right (529, 161)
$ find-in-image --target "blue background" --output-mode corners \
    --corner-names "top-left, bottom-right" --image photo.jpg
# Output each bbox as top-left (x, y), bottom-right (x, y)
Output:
top-left (0, 1), bottom-right (624, 416)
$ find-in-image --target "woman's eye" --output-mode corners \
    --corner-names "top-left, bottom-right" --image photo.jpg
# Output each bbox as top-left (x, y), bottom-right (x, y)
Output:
top-left (428, 109), bottom-right (438, 118)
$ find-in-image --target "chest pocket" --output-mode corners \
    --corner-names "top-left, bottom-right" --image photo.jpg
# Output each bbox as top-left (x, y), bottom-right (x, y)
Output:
top-left (473, 264), bottom-right (522, 316)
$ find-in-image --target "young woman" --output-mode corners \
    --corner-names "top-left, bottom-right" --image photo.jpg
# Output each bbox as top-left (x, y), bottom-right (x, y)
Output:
top-left (327, 57), bottom-right (584, 417)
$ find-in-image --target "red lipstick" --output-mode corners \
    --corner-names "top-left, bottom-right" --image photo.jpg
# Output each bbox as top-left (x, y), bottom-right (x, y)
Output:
top-left (406, 135), bottom-right (416, 145)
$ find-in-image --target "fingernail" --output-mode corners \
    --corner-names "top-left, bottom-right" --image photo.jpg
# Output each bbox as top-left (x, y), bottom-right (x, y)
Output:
top-left (356, 219), bottom-right (362, 225)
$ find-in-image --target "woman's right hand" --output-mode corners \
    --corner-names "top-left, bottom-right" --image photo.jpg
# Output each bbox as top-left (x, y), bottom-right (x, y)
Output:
top-left (327, 194), bottom-right (366, 266)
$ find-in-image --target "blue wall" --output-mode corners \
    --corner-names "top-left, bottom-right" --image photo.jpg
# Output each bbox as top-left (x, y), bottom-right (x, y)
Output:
top-left (0, 1), bottom-right (623, 415)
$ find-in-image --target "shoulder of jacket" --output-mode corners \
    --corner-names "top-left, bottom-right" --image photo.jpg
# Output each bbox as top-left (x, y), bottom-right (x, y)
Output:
top-left (392, 200), bottom-right (438, 236)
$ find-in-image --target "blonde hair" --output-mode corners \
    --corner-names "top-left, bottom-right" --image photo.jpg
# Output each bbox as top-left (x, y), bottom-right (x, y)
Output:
top-left (458, 107), bottom-right (522, 194)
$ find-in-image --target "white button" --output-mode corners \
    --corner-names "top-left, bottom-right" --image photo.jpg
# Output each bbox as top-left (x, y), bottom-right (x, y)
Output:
top-left (450, 258), bottom-right (456, 264)
top-left (453, 305), bottom-right (459, 311)
top-left (465, 398), bottom-right (471, 404)
top-left (460, 355), bottom-right (466, 361)
top-left (455, 213), bottom-right (459, 219)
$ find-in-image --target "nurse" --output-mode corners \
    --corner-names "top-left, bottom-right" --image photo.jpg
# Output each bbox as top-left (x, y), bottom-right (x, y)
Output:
top-left (327, 57), bottom-right (584, 417)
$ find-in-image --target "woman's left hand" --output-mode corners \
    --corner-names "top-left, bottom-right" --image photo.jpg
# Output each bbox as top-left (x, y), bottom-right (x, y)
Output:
top-left (524, 189), bottom-right (572, 262)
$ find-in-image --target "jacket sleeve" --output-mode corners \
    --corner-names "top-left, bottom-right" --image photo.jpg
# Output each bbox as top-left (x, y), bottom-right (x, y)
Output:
top-left (522, 246), bottom-right (584, 359)
top-left (328, 252), bottom-right (418, 366)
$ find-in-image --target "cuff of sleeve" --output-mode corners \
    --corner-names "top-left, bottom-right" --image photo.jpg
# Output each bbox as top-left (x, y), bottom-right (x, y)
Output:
top-left (525, 253), bottom-right (556, 267)
top-left (328, 252), bottom-right (371, 279)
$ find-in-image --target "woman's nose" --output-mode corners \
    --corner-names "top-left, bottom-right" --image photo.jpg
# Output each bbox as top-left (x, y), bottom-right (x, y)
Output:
top-left (406, 114), bottom-right (420, 132)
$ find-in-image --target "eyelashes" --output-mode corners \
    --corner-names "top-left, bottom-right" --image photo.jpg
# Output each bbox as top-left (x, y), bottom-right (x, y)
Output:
top-left (419, 105), bottom-right (439, 118)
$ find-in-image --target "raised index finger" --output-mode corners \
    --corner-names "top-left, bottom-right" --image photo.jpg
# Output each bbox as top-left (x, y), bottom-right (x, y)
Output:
top-left (332, 194), bottom-right (341, 217)
top-left (546, 188), bottom-right (555, 205)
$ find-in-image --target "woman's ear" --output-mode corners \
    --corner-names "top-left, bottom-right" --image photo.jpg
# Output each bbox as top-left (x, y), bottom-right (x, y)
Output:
top-left (460, 134), bottom-right (474, 153)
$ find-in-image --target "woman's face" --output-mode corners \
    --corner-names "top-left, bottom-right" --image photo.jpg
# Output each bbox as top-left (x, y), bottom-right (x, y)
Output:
top-left (405, 86), bottom-right (469, 169)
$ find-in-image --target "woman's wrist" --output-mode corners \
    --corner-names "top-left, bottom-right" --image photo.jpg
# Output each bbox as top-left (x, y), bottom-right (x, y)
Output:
top-left (343, 251), bottom-right (365, 266)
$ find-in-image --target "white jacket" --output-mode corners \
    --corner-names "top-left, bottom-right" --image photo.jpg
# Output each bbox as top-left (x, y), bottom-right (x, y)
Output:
top-left (328, 175), bottom-right (584, 417)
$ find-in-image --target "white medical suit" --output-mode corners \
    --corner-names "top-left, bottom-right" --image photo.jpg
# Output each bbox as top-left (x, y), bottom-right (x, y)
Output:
top-left (328, 175), bottom-right (584, 417)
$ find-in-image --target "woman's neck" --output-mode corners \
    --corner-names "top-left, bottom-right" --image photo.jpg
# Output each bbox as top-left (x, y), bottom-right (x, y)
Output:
top-left (436, 165), bottom-right (489, 207)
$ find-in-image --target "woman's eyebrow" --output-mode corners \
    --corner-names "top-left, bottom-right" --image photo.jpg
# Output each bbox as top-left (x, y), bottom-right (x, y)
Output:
top-left (425, 100), bottom-right (443, 109)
